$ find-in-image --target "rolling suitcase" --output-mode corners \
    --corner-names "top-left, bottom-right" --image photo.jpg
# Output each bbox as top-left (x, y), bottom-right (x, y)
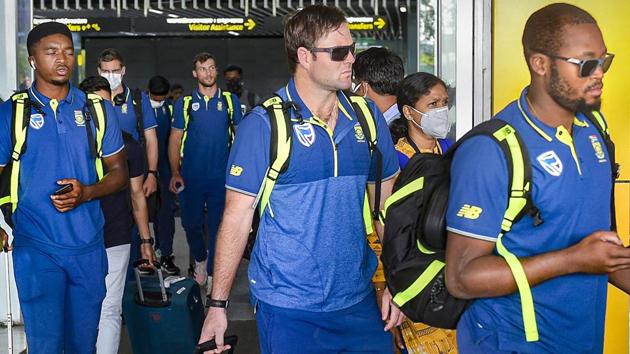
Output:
top-left (123, 260), bottom-right (205, 354)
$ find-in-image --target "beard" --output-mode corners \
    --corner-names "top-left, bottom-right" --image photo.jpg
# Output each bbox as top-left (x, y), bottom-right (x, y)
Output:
top-left (50, 78), bottom-right (70, 86)
top-left (549, 63), bottom-right (601, 112)
top-left (199, 78), bottom-right (216, 88)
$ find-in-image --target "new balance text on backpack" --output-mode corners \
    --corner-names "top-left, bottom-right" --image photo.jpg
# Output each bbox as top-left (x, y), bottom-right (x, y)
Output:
top-left (0, 92), bottom-right (107, 230)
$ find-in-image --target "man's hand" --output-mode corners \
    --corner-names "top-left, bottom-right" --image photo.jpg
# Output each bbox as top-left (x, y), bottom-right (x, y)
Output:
top-left (1, 227), bottom-right (11, 252)
top-left (169, 174), bottom-right (185, 193)
top-left (50, 179), bottom-right (89, 212)
top-left (567, 231), bottom-right (630, 274)
top-left (381, 287), bottom-right (406, 331)
top-left (140, 242), bottom-right (157, 263)
top-left (198, 307), bottom-right (230, 354)
top-left (143, 174), bottom-right (158, 197)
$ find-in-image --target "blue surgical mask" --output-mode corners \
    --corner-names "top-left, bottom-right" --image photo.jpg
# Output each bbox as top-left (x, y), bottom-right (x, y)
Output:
top-left (408, 106), bottom-right (450, 139)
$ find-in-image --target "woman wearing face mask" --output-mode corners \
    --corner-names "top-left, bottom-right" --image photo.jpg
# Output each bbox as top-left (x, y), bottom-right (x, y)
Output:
top-left (389, 72), bottom-right (458, 354)
top-left (390, 72), bottom-right (453, 169)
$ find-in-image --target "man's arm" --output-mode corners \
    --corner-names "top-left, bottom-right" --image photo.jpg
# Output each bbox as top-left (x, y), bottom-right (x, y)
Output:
top-left (367, 177), bottom-right (396, 240)
top-left (51, 151), bottom-right (128, 212)
top-left (609, 268), bottom-right (630, 294)
top-left (0, 166), bottom-right (9, 252)
top-left (445, 230), bottom-right (630, 299)
top-left (130, 174), bottom-right (156, 262)
top-left (168, 128), bottom-right (184, 193)
top-left (199, 190), bottom-right (256, 353)
top-left (142, 128), bottom-right (158, 196)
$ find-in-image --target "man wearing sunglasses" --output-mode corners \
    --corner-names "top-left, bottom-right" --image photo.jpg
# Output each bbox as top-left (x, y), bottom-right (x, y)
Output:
top-left (199, 5), bottom-right (402, 354)
top-left (445, 3), bottom-right (630, 354)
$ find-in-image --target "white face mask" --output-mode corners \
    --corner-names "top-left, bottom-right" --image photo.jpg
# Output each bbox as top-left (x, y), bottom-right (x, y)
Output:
top-left (408, 106), bottom-right (451, 139)
top-left (101, 72), bottom-right (123, 91)
top-left (351, 82), bottom-right (368, 98)
top-left (150, 99), bottom-right (165, 109)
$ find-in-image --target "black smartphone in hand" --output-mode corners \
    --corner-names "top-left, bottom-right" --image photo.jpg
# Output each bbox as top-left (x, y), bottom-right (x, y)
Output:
top-left (195, 335), bottom-right (238, 353)
top-left (53, 183), bottom-right (73, 196)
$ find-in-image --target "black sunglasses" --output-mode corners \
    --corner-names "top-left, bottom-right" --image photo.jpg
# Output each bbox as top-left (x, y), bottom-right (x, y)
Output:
top-left (310, 43), bottom-right (356, 62)
top-left (534, 49), bottom-right (615, 77)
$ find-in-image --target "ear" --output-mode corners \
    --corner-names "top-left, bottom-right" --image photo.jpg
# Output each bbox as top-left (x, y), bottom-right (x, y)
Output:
top-left (296, 47), bottom-right (312, 71)
top-left (121, 66), bottom-right (126, 76)
top-left (402, 105), bottom-right (413, 121)
top-left (192, 70), bottom-right (198, 79)
top-left (28, 56), bottom-right (36, 70)
top-left (529, 53), bottom-right (549, 77)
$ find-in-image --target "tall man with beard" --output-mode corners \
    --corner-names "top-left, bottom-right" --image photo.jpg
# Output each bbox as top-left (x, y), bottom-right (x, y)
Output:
top-left (0, 22), bottom-right (127, 353)
top-left (169, 53), bottom-right (242, 286)
top-left (445, 4), bottom-right (630, 353)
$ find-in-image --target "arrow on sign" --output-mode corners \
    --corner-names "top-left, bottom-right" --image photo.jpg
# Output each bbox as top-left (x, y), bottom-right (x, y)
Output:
top-left (245, 18), bottom-right (256, 30)
top-left (373, 17), bottom-right (386, 29)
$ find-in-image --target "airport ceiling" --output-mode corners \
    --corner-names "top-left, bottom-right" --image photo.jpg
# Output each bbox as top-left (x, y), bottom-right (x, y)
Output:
top-left (34, 0), bottom-right (413, 39)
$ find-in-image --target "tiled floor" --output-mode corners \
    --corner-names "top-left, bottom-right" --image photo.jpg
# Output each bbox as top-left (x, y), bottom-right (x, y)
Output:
top-left (0, 216), bottom-right (260, 354)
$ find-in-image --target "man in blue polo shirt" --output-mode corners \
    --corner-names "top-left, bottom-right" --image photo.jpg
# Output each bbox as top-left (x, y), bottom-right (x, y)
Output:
top-left (199, 6), bottom-right (405, 354)
top-left (169, 52), bottom-right (242, 286)
top-left (0, 23), bottom-right (126, 354)
top-left (445, 4), bottom-right (630, 354)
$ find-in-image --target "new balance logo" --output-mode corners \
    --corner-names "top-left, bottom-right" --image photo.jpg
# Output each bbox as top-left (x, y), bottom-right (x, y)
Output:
top-left (230, 165), bottom-right (244, 176)
top-left (457, 205), bottom-right (483, 220)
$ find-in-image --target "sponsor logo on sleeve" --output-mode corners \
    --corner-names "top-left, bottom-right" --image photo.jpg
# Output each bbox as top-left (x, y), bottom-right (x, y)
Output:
top-left (230, 165), bottom-right (244, 176)
top-left (457, 204), bottom-right (483, 220)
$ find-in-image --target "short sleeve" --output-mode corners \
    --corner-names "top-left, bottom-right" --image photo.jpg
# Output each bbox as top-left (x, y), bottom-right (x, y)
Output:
top-left (101, 101), bottom-right (125, 157)
top-left (368, 102), bottom-right (400, 182)
top-left (231, 94), bottom-right (243, 125)
top-left (171, 97), bottom-right (185, 130)
top-left (0, 101), bottom-right (13, 166)
top-left (225, 109), bottom-right (270, 196)
top-left (445, 136), bottom-right (509, 242)
top-left (123, 134), bottom-right (146, 178)
top-left (141, 94), bottom-right (158, 130)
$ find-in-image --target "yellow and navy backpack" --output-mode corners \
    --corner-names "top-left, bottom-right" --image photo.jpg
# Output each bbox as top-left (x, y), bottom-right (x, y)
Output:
top-left (381, 114), bottom-right (617, 342)
top-left (0, 91), bottom-right (107, 229)
top-left (242, 93), bottom-right (383, 259)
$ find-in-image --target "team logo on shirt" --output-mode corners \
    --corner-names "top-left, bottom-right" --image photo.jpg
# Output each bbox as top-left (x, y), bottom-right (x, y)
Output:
top-left (457, 204), bottom-right (482, 220)
top-left (537, 150), bottom-right (563, 176)
top-left (192, 102), bottom-right (200, 112)
top-left (29, 113), bottom-right (44, 130)
top-left (121, 104), bottom-right (128, 114)
top-left (217, 101), bottom-right (223, 111)
top-left (294, 123), bottom-right (316, 147)
top-left (162, 106), bottom-right (167, 114)
top-left (354, 123), bottom-right (365, 142)
top-left (74, 110), bottom-right (85, 126)
top-left (588, 135), bottom-right (607, 163)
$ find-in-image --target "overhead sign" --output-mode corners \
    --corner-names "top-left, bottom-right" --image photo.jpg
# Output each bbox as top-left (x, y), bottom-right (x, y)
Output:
top-left (347, 17), bottom-right (387, 31)
top-left (33, 18), bottom-right (130, 33)
top-left (165, 18), bottom-right (257, 33)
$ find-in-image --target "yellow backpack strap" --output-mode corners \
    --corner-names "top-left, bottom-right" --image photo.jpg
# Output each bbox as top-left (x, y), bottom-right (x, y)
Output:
top-left (491, 123), bottom-right (539, 342)
top-left (254, 95), bottom-right (291, 218)
top-left (348, 95), bottom-right (381, 235)
top-left (180, 95), bottom-right (193, 159)
top-left (2, 92), bottom-right (31, 212)
top-left (86, 93), bottom-right (107, 180)
top-left (222, 91), bottom-right (236, 146)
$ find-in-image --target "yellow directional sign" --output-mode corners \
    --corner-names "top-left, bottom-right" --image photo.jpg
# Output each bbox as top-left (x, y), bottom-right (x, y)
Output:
top-left (347, 17), bottom-right (387, 31)
top-left (245, 18), bottom-right (256, 30)
top-left (373, 17), bottom-right (386, 30)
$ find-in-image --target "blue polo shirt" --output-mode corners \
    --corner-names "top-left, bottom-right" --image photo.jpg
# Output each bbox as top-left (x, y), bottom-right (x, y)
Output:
top-left (153, 98), bottom-right (173, 180)
top-left (172, 89), bottom-right (242, 184)
top-left (226, 78), bottom-right (399, 312)
top-left (112, 86), bottom-right (157, 141)
top-left (446, 87), bottom-right (612, 353)
top-left (0, 84), bottom-right (124, 255)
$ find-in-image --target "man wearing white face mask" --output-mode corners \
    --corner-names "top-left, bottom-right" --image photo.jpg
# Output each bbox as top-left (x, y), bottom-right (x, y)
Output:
top-left (352, 47), bottom-right (404, 125)
top-left (147, 75), bottom-right (180, 275)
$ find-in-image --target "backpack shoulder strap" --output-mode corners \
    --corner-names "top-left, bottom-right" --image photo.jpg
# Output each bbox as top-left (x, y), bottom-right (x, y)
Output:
top-left (180, 94), bottom-right (194, 159)
top-left (1, 91), bottom-right (31, 212)
top-left (347, 94), bottom-right (382, 234)
top-left (447, 118), bottom-right (540, 342)
top-left (255, 95), bottom-right (293, 217)
top-left (85, 93), bottom-right (108, 179)
top-left (221, 90), bottom-right (236, 146)
top-left (582, 110), bottom-right (618, 231)
top-left (132, 88), bottom-right (145, 145)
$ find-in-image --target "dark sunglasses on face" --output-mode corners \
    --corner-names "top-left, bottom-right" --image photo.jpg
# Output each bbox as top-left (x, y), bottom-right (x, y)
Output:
top-left (535, 49), bottom-right (615, 77)
top-left (310, 43), bottom-right (356, 62)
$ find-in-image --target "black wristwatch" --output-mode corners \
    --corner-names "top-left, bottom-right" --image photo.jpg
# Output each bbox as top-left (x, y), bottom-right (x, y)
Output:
top-left (207, 298), bottom-right (229, 309)
top-left (147, 170), bottom-right (158, 177)
top-left (139, 237), bottom-right (154, 246)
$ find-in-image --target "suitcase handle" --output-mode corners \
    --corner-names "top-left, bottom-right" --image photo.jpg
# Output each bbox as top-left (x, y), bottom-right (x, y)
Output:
top-left (133, 259), bottom-right (168, 305)
top-left (195, 335), bottom-right (238, 353)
